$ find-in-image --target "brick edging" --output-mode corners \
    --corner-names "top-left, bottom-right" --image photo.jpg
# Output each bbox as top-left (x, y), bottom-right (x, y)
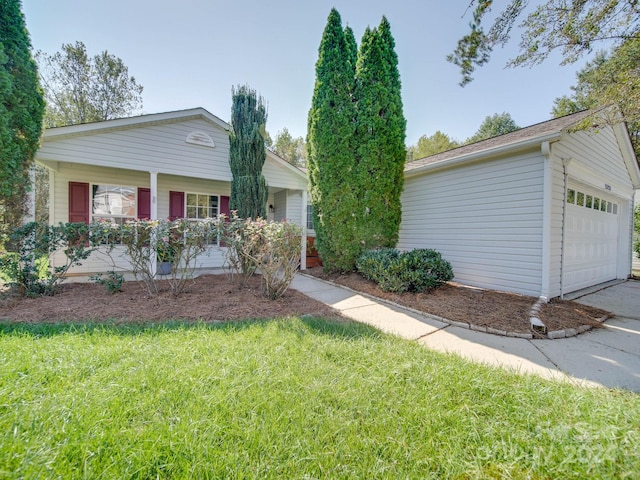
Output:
top-left (298, 273), bottom-right (605, 340)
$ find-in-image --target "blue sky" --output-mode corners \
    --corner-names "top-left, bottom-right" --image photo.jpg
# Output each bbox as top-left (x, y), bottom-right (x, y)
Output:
top-left (22, 0), bottom-right (588, 146)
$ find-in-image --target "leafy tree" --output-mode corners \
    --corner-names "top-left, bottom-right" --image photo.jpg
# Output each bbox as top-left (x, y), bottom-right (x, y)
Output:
top-left (448, 0), bottom-right (639, 87)
top-left (229, 84), bottom-right (269, 219)
top-left (551, 38), bottom-right (640, 157)
top-left (466, 112), bottom-right (520, 143)
top-left (272, 128), bottom-right (307, 167)
top-left (354, 16), bottom-right (406, 257)
top-left (34, 41), bottom-right (144, 224)
top-left (407, 131), bottom-right (460, 161)
top-left (307, 9), bottom-right (358, 272)
top-left (0, 0), bottom-right (45, 240)
top-left (36, 41), bottom-right (143, 127)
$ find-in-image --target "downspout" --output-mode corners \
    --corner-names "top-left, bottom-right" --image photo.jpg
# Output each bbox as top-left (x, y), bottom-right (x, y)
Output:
top-left (559, 157), bottom-right (572, 299)
top-left (540, 142), bottom-right (552, 302)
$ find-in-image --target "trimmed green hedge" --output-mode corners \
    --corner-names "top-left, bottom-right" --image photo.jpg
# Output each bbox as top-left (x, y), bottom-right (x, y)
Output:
top-left (356, 248), bottom-right (454, 293)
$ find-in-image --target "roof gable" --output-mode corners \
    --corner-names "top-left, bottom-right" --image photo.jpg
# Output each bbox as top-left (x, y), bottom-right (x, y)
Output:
top-left (405, 110), bottom-right (596, 174)
top-left (42, 108), bottom-right (229, 140)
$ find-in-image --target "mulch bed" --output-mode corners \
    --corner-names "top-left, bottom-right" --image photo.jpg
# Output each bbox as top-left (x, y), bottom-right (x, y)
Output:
top-left (0, 274), bottom-right (339, 324)
top-left (0, 270), bottom-right (610, 339)
top-left (302, 268), bottom-right (610, 337)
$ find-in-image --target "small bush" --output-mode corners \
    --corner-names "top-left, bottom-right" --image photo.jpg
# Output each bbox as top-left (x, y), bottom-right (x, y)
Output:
top-left (217, 214), bottom-right (303, 299)
top-left (356, 248), bottom-right (453, 293)
top-left (90, 271), bottom-right (124, 294)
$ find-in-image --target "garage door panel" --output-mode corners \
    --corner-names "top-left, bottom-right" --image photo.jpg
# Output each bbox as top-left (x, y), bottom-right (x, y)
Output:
top-left (564, 183), bottom-right (619, 293)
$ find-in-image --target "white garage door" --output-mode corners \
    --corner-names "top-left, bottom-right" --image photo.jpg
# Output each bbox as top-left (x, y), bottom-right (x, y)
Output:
top-left (564, 183), bottom-right (619, 293)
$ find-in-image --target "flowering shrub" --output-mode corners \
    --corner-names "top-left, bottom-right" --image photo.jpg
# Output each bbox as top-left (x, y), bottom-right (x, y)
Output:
top-left (90, 219), bottom-right (217, 296)
top-left (0, 221), bottom-right (94, 296)
top-left (217, 213), bottom-right (303, 299)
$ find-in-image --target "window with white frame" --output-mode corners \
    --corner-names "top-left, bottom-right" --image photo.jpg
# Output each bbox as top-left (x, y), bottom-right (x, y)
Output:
top-left (186, 193), bottom-right (218, 220)
top-left (186, 192), bottom-right (219, 244)
top-left (566, 188), bottom-right (617, 215)
top-left (92, 185), bottom-right (136, 224)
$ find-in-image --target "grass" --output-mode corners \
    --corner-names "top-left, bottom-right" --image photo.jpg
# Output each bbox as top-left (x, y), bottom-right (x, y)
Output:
top-left (0, 317), bottom-right (639, 479)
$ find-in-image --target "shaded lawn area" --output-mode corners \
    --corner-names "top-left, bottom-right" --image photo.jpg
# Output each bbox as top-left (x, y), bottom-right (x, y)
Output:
top-left (1, 317), bottom-right (638, 479)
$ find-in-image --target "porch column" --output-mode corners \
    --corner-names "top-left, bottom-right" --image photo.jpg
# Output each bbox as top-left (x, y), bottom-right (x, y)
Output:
top-left (150, 171), bottom-right (158, 276)
top-left (24, 167), bottom-right (36, 223)
top-left (150, 171), bottom-right (158, 220)
top-left (300, 189), bottom-right (307, 270)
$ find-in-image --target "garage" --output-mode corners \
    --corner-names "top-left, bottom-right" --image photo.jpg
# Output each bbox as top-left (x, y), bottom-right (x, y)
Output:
top-left (399, 110), bottom-right (640, 299)
top-left (563, 182), bottom-right (621, 293)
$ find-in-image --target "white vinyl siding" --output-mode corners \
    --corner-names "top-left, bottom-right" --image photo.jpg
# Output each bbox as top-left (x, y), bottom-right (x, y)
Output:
top-left (262, 158), bottom-right (308, 190)
top-left (39, 118), bottom-right (231, 181)
top-left (399, 152), bottom-right (545, 296)
top-left (286, 190), bottom-right (303, 227)
top-left (272, 189), bottom-right (304, 227)
top-left (273, 191), bottom-right (287, 222)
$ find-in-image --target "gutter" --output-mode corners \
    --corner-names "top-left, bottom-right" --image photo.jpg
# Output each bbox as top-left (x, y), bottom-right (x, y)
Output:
top-left (404, 132), bottom-right (563, 178)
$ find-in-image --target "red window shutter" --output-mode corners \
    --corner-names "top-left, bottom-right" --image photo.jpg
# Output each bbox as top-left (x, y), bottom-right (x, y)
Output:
top-left (169, 191), bottom-right (184, 220)
top-left (220, 195), bottom-right (230, 218)
top-left (138, 188), bottom-right (151, 219)
top-left (69, 182), bottom-right (90, 224)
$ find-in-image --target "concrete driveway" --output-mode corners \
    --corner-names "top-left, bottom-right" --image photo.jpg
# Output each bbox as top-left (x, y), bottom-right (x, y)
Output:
top-left (539, 280), bottom-right (640, 391)
top-left (292, 275), bottom-right (640, 392)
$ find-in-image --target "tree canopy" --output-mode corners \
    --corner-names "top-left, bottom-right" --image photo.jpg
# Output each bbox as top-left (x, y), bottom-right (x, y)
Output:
top-left (466, 112), bottom-right (520, 143)
top-left (0, 0), bottom-right (45, 235)
top-left (36, 41), bottom-right (143, 127)
top-left (449, 0), bottom-right (639, 86)
top-left (407, 131), bottom-right (460, 161)
top-left (551, 38), bottom-right (640, 156)
top-left (271, 128), bottom-right (306, 167)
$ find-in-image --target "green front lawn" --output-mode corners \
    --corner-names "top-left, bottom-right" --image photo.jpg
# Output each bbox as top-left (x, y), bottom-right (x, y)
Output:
top-left (1, 318), bottom-right (638, 479)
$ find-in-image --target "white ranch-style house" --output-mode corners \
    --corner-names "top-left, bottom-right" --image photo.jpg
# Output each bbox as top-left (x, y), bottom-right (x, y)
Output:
top-left (35, 108), bottom-right (311, 273)
top-left (35, 108), bottom-right (640, 300)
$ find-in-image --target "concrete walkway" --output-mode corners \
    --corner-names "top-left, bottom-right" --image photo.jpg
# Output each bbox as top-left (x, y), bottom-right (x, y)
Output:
top-left (291, 275), bottom-right (640, 392)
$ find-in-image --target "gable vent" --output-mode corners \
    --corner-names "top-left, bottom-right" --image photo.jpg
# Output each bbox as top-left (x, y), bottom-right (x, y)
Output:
top-left (186, 131), bottom-right (215, 148)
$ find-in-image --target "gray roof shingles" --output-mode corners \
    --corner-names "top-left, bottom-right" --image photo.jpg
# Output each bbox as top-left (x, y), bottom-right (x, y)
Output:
top-left (405, 110), bottom-right (595, 172)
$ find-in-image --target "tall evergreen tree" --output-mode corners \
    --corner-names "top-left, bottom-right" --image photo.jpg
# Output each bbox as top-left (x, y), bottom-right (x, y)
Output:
top-left (353, 16), bottom-right (406, 256)
top-left (0, 0), bottom-right (45, 237)
top-left (228, 84), bottom-right (269, 219)
top-left (307, 9), bottom-right (358, 272)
